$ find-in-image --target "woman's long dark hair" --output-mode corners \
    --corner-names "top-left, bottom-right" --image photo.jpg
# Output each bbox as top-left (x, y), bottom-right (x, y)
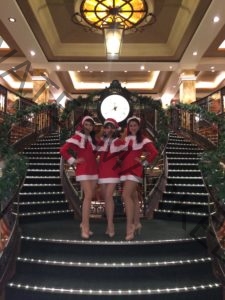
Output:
top-left (127, 119), bottom-right (143, 143)
top-left (80, 120), bottom-right (97, 145)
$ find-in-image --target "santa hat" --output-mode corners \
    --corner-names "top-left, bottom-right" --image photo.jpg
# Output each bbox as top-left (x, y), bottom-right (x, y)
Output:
top-left (127, 116), bottom-right (141, 124)
top-left (104, 118), bottom-right (120, 129)
top-left (81, 116), bottom-right (95, 125)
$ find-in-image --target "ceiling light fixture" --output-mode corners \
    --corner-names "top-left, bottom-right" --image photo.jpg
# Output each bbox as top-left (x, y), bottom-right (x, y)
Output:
top-left (72, 0), bottom-right (156, 60)
top-left (8, 17), bottom-right (16, 23)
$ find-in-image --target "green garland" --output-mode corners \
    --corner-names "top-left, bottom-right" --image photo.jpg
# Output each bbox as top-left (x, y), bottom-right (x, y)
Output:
top-left (60, 95), bottom-right (169, 149)
top-left (175, 103), bottom-right (225, 202)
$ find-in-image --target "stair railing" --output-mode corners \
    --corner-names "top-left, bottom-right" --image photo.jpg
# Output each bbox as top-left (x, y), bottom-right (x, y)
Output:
top-left (60, 157), bottom-right (82, 219)
top-left (205, 185), bottom-right (225, 285)
top-left (168, 106), bottom-right (220, 147)
top-left (143, 147), bottom-right (167, 218)
top-left (0, 182), bottom-right (22, 295)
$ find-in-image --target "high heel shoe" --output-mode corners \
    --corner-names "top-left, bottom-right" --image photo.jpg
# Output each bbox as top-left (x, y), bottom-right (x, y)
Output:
top-left (80, 223), bottom-right (93, 236)
top-left (80, 224), bottom-right (92, 239)
top-left (105, 225), bottom-right (115, 238)
top-left (135, 223), bottom-right (142, 235)
top-left (125, 225), bottom-right (135, 241)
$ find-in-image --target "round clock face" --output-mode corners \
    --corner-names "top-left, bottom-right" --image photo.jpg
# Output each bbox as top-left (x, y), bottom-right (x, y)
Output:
top-left (100, 94), bottom-right (130, 123)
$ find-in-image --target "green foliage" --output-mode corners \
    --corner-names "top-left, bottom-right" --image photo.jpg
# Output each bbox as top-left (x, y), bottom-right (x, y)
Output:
top-left (0, 150), bottom-right (27, 204)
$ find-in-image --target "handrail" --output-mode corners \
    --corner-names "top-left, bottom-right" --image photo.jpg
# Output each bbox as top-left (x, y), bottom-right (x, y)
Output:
top-left (144, 146), bottom-right (167, 218)
top-left (0, 180), bottom-right (23, 293)
top-left (60, 157), bottom-right (82, 219)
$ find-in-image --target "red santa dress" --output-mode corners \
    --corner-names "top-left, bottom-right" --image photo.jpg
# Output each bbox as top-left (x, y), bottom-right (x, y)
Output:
top-left (113, 135), bottom-right (158, 183)
top-left (60, 131), bottom-right (98, 181)
top-left (97, 137), bottom-right (121, 184)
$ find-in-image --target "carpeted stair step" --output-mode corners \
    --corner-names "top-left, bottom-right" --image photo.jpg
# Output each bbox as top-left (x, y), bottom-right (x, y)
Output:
top-left (167, 157), bottom-right (200, 163)
top-left (167, 177), bottom-right (204, 185)
top-left (20, 183), bottom-right (63, 193)
top-left (158, 200), bottom-right (211, 214)
top-left (26, 169), bottom-right (61, 177)
top-left (15, 199), bottom-right (69, 213)
top-left (6, 283), bottom-right (222, 300)
top-left (165, 184), bottom-right (207, 193)
top-left (167, 164), bottom-right (200, 170)
top-left (23, 151), bottom-right (60, 158)
top-left (19, 191), bottom-right (65, 202)
top-left (27, 162), bottom-right (60, 170)
top-left (18, 235), bottom-right (210, 264)
top-left (10, 259), bottom-right (217, 291)
top-left (154, 209), bottom-right (209, 223)
top-left (166, 151), bottom-right (202, 158)
top-left (24, 176), bottom-right (62, 184)
top-left (6, 233), bottom-right (221, 300)
top-left (27, 157), bottom-right (61, 164)
top-left (15, 209), bottom-right (74, 223)
top-left (162, 191), bottom-right (209, 202)
top-left (167, 169), bottom-right (202, 177)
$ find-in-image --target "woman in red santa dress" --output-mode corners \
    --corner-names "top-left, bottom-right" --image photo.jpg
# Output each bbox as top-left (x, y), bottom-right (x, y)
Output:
top-left (98, 118), bottom-right (121, 238)
top-left (113, 116), bottom-right (158, 241)
top-left (60, 116), bottom-right (98, 239)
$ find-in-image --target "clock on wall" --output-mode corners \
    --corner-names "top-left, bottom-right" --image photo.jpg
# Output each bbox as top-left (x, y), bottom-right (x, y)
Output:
top-left (99, 94), bottom-right (131, 123)
top-left (97, 80), bottom-right (134, 124)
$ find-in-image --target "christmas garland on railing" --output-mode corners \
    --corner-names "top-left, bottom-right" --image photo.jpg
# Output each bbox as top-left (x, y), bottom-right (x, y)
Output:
top-left (0, 103), bottom-right (58, 205)
top-left (174, 103), bottom-right (225, 202)
top-left (59, 95), bottom-right (169, 148)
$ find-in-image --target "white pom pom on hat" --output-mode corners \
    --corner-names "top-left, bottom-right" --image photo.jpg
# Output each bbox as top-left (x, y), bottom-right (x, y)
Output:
top-left (127, 116), bottom-right (141, 124)
top-left (81, 116), bottom-right (95, 125)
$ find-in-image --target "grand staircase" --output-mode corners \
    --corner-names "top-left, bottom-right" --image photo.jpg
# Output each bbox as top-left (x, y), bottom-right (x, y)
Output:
top-left (5, 131), bottom-right (223, 299)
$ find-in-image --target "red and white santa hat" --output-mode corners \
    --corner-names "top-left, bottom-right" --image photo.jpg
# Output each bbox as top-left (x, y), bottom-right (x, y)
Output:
top-left (127, 116), bottom-right (141, 124)
top-left (81, 115), bottom-right (95, 125)
top-left (104, 118), bottom-right (120, 129)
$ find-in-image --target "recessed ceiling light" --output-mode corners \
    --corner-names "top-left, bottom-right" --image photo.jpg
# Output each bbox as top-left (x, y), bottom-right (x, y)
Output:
top-left (56, 65), bottom-right (60, 70)
top-left (140, 65), bottom-right (145, 70)
top-left (30, 50), bottom-right (36, 56)
top-left (213, 16), bottom-right (220, 23)
top-left (101, 70), bottom-right (104, 73)
top-left (8, 17), bottom-right (16, 23)
top-left (85, 65), bottom-right (88, 70)
top-left (124, 70), bottom-right (127, 73)
top-left (169, 66), bottom-right (173, 69)
top-left (193, 51), bottom-right (198, 56)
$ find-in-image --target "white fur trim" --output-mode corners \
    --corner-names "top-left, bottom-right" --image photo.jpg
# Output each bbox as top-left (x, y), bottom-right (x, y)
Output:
top-left (67, 157), bottom-right (76, 165)
top-left (98, 178), bottom-right (120, 184)
top-left (76, 174), bottom-right (98, 181)
top-left (67, 132), bottom-right (96, 150)
top-left (127, 116), bottom-right (141, 124)
top-left (82, 116), bottom-right (95, 125)
top-left (120, 175), bottom-right (142, 183)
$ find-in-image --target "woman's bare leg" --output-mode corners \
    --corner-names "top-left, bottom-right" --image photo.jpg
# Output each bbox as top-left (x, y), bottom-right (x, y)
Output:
top-left (104, 183), bottom-right (117, 236)
top-left (80, 180), bottom-right (97, 238)
top-left (122, 180), bottom-right (138, 240)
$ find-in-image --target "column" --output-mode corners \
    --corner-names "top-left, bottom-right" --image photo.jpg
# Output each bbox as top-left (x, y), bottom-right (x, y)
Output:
top-left (179, 70), bottom-right (196, 129)
top-left (32, 69), bottom-right (49, 104)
